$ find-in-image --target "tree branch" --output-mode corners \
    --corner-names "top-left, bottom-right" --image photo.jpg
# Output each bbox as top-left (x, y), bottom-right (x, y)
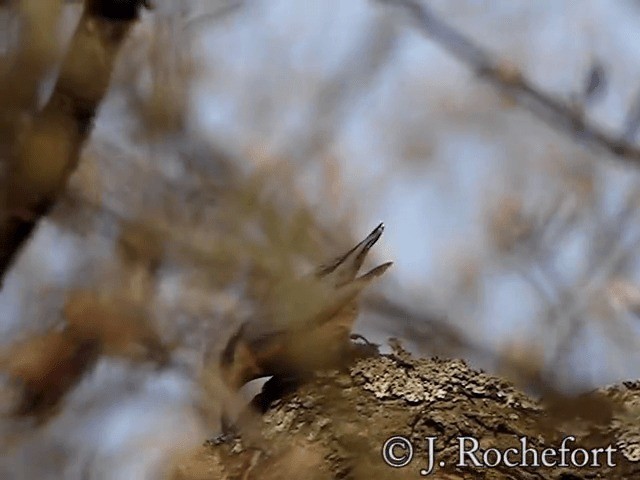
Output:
top-left (179, 350), bottom-right (640, 479)
top-left (379, 0), bottom-right (640, 163)
top-left (0, 0), bottom-right (148, 285)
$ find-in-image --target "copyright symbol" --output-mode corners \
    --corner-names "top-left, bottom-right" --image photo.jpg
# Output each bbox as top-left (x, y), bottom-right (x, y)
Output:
top-left (382, 436), bottom-right (413, 468)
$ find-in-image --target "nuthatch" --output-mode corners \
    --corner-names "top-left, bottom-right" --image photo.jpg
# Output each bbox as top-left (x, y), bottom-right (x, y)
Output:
top-left (219, 223), bottom-right (392, 394)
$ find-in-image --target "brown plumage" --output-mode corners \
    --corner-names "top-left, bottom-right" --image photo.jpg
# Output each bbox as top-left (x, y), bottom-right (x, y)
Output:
top-left (219, 223), bottom-right (392, 392)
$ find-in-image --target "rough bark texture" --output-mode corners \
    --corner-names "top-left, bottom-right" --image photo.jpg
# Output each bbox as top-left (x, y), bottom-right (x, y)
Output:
top-left (172, 346), bottom-right (640, 480)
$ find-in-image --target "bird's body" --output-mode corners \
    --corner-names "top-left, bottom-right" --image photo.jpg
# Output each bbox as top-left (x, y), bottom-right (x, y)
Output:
top-left (219, 223), bottom-right (392, 392)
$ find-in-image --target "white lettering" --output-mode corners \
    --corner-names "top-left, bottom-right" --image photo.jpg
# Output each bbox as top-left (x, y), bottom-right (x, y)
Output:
top-left (457, 437), bottom-right (482, 467)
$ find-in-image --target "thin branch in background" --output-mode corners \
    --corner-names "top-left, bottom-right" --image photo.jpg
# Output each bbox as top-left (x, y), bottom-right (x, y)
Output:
top-left (582, 61), bottom-right (607, 105)
top-left (296, 16), bottom-right (398, 160)
top-left (547, 224), bottom-right (640, 372)
top-left (376, 0), bottom-right (640, 380)
top-left (364, 293), bottom-right (566, 397)
top-left (364, 293), bottom-right (466, 353)
top-left (378, 0), bottom-right (640, 164)
top-left (623, 87), bottom-right (640, 143)
top-left (0, 0), bottom-right (149, 285)
top-left (183, 0), bottom-right (245, 33)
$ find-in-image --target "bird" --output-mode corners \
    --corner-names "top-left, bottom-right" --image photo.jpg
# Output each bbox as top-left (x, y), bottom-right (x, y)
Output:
top-left (215, 223), bottom-right (392, 433)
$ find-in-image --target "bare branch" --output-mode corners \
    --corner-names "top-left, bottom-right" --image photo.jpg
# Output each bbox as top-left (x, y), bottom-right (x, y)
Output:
top-left (364, 293), bottom-right (560, 396)
top-left (379, 0), bottom-right (640, 163)
top-left (623, 87), bottom-right (640, 143)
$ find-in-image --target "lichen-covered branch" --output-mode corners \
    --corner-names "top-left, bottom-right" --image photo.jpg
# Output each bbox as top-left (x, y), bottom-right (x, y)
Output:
top-left (175, 348), bottom-right (640, 479)
top-left (0, 0), bottom-right (148, 285)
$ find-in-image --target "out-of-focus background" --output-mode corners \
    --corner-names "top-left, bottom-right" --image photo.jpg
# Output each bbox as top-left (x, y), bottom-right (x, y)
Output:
top-left (3, 0), bottom-right (640, 478)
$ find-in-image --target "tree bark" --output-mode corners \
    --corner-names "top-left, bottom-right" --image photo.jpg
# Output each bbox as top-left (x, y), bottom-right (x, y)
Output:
top-left (173, 345), bottom-right (640, 479)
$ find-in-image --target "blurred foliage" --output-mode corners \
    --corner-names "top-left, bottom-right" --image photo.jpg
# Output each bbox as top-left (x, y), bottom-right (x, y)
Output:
top-left (3, 1), bottom-right (640, 478)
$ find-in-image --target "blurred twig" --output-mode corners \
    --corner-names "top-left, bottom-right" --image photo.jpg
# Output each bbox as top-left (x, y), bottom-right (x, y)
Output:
top-left (364, 293), bottom-right (561, 396)
top-left (0, 0), bottom-right (148, 285)
top-left (378, 0), bottom-right (640, 163)
top-left (295, 16), bottom-right (398, 160)
top-left (364, 293), bottom-right (469, 354)
top-left (183, 0), bottom-right (245, 32)
top-left (623, 87), bottom-right (640, 143)
top-left (549, 222), bottom-right (640, 373)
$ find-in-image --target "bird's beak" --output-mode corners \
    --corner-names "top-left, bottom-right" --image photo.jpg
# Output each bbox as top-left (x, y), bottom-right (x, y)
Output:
top-left (317, 223), bottom-right (388, 286)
